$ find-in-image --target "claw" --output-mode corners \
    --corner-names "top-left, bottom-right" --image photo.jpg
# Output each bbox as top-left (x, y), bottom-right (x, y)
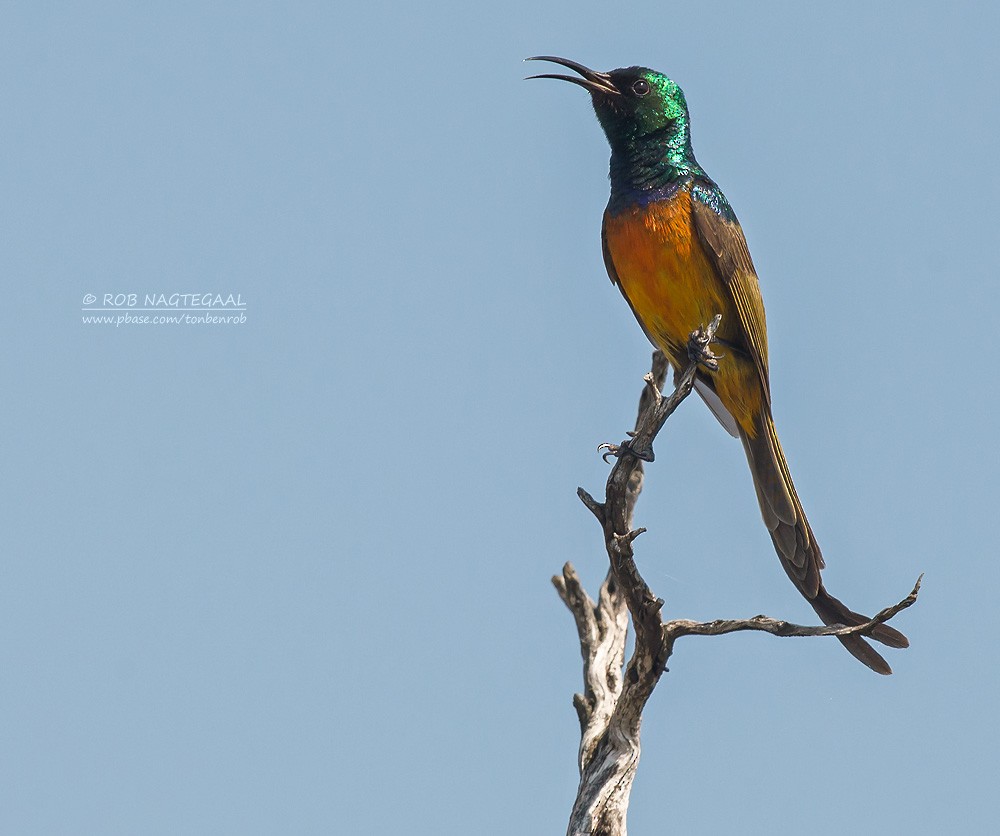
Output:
top-left (599, 438), bottom-right (654, 463)
top-left (599, 442), bottom-right (621, 463)
top-left (687, 314), bottom-right (723, 371)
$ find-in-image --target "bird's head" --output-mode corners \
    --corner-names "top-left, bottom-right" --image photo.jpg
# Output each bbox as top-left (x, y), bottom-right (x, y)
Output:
top-left (526, 56), bottom-right (690, 155)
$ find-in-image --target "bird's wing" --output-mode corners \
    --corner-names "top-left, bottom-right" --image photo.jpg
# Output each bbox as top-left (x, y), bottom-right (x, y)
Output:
top-left (690, 197), bottom-right (771, 401)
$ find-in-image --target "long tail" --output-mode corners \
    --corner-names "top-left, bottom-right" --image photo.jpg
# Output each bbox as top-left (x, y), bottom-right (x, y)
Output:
top-left (740, 411), bottom-right (909, 674)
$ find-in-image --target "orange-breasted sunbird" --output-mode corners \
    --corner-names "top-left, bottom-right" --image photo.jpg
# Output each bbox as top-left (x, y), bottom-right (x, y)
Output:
top-left (528, 56), bottom-right (908, 673)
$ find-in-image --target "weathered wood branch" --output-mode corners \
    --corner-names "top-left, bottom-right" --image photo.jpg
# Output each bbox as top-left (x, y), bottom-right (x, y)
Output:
top-left (556, 318), bottom-right (918, 836)
top-left (552, 564), bottom-right (627, 771)
top-left (664, 575), bottom-right (921, 648)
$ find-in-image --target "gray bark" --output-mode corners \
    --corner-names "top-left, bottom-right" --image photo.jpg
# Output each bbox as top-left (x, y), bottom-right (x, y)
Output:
top-left (556, 326), bottom-right (919, 836)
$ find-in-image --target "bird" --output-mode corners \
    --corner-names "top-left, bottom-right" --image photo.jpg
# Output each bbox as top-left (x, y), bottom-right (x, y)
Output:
top-left (527, 56), bottom-right (908, 674)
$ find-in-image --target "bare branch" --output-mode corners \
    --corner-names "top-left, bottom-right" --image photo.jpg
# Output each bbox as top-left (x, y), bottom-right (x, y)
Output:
top-left (562, 344), bottom-right (701, 836)
top-left (555, 325), bottom-right (919, 836)
top-left (553, 563), bottom-right (628, 770)
top-left (664, 575), bottom-right (922, 649)
top-left (576, 488), bottom-right (605, 524)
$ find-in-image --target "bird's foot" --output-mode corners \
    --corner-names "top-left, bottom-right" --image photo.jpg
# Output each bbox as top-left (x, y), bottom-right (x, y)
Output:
top-left (687, 314), bottom-right (723, 371)
top-left (599, 432), bottom-right (655, 463)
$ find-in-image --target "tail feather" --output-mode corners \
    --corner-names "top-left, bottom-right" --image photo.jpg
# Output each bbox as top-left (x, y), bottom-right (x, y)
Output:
top-left (812, 586), bottom-right (910, 649)
top-left (740, 417), bottom-right (820, 594)
top-left (740, 412), bottom-right (908, 674)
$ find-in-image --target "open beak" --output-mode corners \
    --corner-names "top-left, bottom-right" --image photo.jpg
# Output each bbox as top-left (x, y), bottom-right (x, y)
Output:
top-left (524, 56), bottom-right (619, 96)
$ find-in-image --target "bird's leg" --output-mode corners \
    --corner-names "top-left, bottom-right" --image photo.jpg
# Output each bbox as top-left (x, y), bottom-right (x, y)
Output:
top-left (599, 372), bottom-right (664, 463)
top-left (686, 314), bottom-right (722, 371)
top-left (600, 316), bottom-right (722, 464)
top-left (599, 434), bottom-right (644, 463)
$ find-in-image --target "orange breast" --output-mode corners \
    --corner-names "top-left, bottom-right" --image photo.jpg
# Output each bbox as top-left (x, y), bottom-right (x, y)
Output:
top-left (603, 186), bottom-right (763, 433)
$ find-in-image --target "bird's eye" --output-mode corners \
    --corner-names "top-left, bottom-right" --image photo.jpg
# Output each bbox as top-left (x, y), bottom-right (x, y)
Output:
top-left (631, 79), bottom-right (650, 96)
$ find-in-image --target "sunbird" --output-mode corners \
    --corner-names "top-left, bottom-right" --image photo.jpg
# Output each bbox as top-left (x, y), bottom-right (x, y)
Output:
top-left (528, 56), bottom-right (908, 673)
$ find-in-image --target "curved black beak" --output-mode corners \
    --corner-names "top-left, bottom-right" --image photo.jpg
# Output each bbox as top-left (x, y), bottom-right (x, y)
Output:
top-left (524, 56), bottom-right (619, 96)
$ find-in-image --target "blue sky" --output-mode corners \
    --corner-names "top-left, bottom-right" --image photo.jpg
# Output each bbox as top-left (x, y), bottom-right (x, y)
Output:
top-left (2, 2), bottom-right (998, 833)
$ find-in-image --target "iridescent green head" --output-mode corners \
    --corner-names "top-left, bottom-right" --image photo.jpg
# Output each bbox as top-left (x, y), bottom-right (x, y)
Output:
top-left (527, 56), bottom-right (701, 193)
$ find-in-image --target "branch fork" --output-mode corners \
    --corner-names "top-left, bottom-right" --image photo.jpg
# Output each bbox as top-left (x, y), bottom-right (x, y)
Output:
top-left (554, 316), bottom-right (919, 836)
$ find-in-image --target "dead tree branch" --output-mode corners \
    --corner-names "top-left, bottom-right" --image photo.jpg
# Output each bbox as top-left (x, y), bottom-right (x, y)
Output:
top-left (555, 317), bottom-right (918, 836)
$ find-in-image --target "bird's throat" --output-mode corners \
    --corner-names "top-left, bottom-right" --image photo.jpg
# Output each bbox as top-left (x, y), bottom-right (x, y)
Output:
top-left (607, 127), bottom-right (702, 213)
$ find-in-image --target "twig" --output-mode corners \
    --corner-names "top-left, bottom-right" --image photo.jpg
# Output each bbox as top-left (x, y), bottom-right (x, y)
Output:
top-left (664, 575), bottom-right (922, 649)
top-left (555, 318), bottom-right (918, 836)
